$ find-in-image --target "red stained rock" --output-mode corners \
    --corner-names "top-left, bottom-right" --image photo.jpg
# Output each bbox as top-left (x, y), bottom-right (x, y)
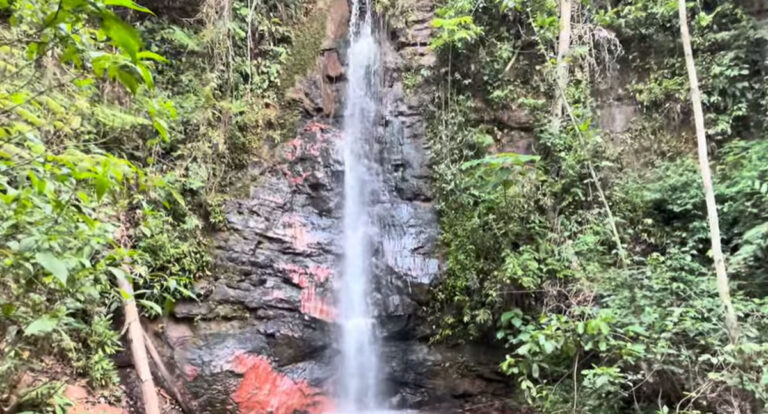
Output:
top-left (280, 262), bottom-right (336, 321)
top-left (65, 385), bottom-right (125, 414)
top-left (65, 385), bottom-right (90, 401)
top-left (309, 265), bottom-right (332, 283)
top-left (231, 353), bottom-right (333, 414)
top-left (300, 287), bottom-right (336, 322)
top-left (279, 214), bottom-right (313, 250)
top-left (183, 364), bottom-right (200, 381)
top-left (305, 121), bottom-right (331, 132)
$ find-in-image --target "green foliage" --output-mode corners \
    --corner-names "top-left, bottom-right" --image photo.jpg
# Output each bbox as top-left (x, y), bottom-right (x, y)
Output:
top-left (617, 140), bottom-right (768, 292)
top-left (498, 247), bottom-right (768, 412)
top-left (605, 1), bottom-right (768, 140)
top-left (431, 14), bottom-right (483, 50)
top-left (14, 381), bottom-right (74, 413)
top-left (427, 0), bottom-right (768, 412)
top-left (375, 0), bottom-right (417, 30)
top-left (1, 0), bottom-right (313, 407)
top-left (133, 207), bottom-right (209, 314)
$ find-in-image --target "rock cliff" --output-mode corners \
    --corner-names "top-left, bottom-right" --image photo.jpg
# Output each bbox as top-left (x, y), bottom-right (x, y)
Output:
top-left (150, 1), bottom-right (512, 411)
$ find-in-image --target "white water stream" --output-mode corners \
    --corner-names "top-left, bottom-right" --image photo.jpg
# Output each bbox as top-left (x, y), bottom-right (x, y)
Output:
top-left (338, 0), bottom-right (382, 412)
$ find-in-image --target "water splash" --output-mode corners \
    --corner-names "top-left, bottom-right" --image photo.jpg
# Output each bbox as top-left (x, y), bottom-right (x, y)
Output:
top-left (338, 0), bottom-right (381, 411)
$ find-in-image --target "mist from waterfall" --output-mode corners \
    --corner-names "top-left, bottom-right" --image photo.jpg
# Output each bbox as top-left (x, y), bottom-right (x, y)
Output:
top-left (337, 0), bottom-right (381, 412)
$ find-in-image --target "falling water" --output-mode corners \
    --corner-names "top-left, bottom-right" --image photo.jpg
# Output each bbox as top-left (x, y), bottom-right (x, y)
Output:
top-left (338, 0), bottom-right (381, 412)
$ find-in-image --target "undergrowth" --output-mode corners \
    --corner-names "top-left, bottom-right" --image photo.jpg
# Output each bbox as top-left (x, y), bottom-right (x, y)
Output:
top-left (0, 0), bottom-right (315, 409)
top-left (427, 0), bottom-right (768, 412)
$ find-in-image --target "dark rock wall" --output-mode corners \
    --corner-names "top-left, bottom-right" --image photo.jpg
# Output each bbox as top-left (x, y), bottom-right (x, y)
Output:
top-left (151, 1), bottom-right (512, 412)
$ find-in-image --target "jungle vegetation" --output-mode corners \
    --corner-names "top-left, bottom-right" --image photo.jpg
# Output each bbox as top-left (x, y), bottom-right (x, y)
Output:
top-left (426, 0), bottom-right (768, 412)
top-left (2, 0), bottom-right (768, 412)
top-left (0, 0), bottom-right (315, 410)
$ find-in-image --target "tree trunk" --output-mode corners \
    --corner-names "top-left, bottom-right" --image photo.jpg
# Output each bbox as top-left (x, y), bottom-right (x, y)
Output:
top-left (143, 330), bottom-right (192, 414)
top-left (677, 0), bottom-right (739, 343)
top-left (117, 276), bottom-right (161, 414)
top-left (552, 0), bottom-right (572, 125)
top-left (545, 0), bottom-right (626, 264)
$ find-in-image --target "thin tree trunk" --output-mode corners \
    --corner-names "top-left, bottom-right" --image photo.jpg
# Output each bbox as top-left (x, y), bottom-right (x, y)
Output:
top-left (117, 276), bottom-right (161, 414)
top-left (560, 97), bottom-right (627, 265)
top-left (677, 0), bottom-right (739, 343)
top-left (538, 3), bottom-right (627, 265)
top-left (552, 0), bottom-right (572, 125)
top-left (143, 330), bottom-right (192, 414)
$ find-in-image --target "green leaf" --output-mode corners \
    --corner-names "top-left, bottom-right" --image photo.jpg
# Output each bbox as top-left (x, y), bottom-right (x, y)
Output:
top-left (94, 173), bottom-right (112, 200)
top-left (500, 310), bottom-right (518, 324)
top-left (115, 67), bottom-right (140, 94)
top-left (2, 303), bottom-right (16, 317)
top-left (118, 288), bottom-right (133, 300)
top-left (34, 252), bottom-right (69, 284)
top-left (137, 63), bottom-right (154, 89)
top-left (169, 189), bottom-right (186, 207)
top-left (137, 50), bottom-right (168, 63)
top-left (24, 315), bottom-right (58, 336)
top-left (101, 12), bottom-right (142, 61)
top-left (138, 299), bottom-right (163, 316)
top-left (153, 119), bottom-right (168, 141)
top-left (108, 267), bottom-right (129, 284)
top-left (104, 0), bottom-right (154, 13)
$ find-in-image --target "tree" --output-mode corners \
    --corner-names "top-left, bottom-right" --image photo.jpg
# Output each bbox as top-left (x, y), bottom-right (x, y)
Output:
top-left (545, 0), bottom-right (627, 265)
top-left (0, 0), bottom-right (165, 410)
top-left (552, 0), bottom-right (572, 126)
top-left (676, 0), bottom-right (740, 343)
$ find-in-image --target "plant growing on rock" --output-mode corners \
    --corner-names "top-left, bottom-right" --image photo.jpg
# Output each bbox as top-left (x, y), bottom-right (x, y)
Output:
top-left (427, 0), bottom-right (768, 412)
top-left (0, 0), bottom-right (315, 409)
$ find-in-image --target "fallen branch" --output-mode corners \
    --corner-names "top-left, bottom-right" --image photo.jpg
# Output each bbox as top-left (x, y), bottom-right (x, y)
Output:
top-left (117, 276), bottom-right (161, 414)
top-left (143, 330), bottom-right (192, 414)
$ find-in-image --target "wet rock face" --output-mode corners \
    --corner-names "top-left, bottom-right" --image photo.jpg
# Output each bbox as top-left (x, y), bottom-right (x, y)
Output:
top-left (158, 122), bottom-right (342, 413)
top-left (154, 0), bottom-right (511, 411)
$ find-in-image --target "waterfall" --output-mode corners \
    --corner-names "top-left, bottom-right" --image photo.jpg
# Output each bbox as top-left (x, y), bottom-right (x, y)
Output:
top-left (338, 0), bottom-right (381, 412)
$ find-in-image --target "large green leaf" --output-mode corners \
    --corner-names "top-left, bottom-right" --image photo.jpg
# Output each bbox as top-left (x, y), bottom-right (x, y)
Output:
top-left (24, 315), bottom-right (59, 336)
top-left (94, 172), bottom-right (111, 199)
top-left (138, 299), bottom-right (162, 316)
top-left (101, 12), bottom-right (142, 61)
top-left (34, 252), bottom-right (69, 284)
top-left (137, 50), bottom-right (168, 63)
top-left (104, 0), bottom-right (153, 14)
